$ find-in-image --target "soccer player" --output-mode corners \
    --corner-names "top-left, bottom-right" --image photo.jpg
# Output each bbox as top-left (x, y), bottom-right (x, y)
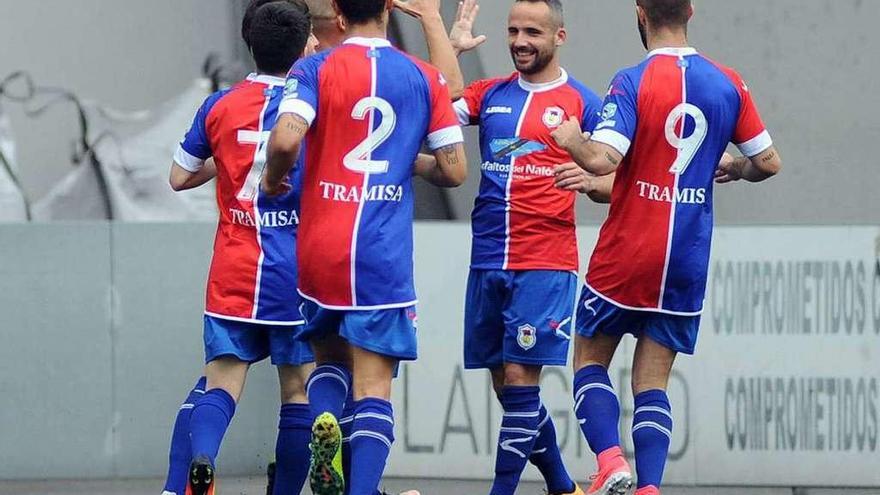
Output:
top-left (550, 1), bottom-right (782, 494)
top-left (167, 3), bottom-right (318, 495)
top-left (450, 1), bottom-right (603, 494)
top-left (262, 2), bottom-right (466, 495)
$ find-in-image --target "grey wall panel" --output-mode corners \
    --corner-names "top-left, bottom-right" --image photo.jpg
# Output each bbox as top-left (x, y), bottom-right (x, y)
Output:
top-left (109, 223), bottom-right (280, 478)
top-left (0, 223), bottom-right (113, 478)
top-left (109, 223), bottom-right (214, 477)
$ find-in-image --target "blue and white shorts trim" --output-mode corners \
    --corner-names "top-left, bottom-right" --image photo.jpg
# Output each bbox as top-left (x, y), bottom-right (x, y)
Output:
top-left (296, 299), bottom-right (419, 361)
top-left (203, 315), bottom-right (314, 366)
top-left (575, 285), bottom-right (701, 355)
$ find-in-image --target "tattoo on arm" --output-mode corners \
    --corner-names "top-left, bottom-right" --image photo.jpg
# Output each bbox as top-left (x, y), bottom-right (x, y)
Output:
top-left (438, 144), bottom-right (460, 166)
top-left (761, 151), bottom-right (776, 163)
top-left (285, 115), bottom-right (309, 136)
top-left (605, 152), bottom-right (620, 166)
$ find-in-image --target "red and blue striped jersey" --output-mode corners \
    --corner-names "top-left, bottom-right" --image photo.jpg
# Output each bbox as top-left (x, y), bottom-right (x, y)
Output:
top-left (279, 37), bottom-right (463, 309)
top-left (453, 70), bottom-right (603, 271)
top-left (587, 47), bottom-right (773, 315)
top-left (174, 74), bottom-right (305, 325)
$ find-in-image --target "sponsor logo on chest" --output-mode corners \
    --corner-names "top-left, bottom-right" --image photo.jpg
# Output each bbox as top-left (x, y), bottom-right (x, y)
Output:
top-left (486, 106), bottom-right (513, 115)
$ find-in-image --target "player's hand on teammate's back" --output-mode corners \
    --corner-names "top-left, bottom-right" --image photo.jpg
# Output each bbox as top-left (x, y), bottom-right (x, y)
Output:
top-left (715, 152), bottom-right (743, 184)
top-left (550, 116), bottom-right (589, 152)
top-left (553, 162), bottom-right (590, 194)
top-left (393, 0), bottom-right (442, 20)
top-left (449, 0), bottom-right (487, 55)
top-left (260, 176), bottom-right (292, 197)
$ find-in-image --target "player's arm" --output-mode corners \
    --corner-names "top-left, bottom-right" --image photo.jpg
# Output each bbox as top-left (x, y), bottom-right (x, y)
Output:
top-left (171, 95), bottom-right (219, 192)
top-left (716, 146), bottom-right (782, 184)
top-left (394, 0), bottom-right (466, 100)
top-left (414, 144), bottom-right (467, 187)
top-left (553, 162), bottom-right (614, 204)
top-left (263, 113), bottom-right (310, 197)
top-left (551, 117), bottom-right (622, 176)
top-left (169, 158), bottom-right (217, 192)
top-left (717, 72), bottom-right (782, 184)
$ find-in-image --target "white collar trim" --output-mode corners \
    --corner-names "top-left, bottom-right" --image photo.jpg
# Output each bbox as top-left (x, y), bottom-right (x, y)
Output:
top-left (647, 47), bottom-right (698, 59)
top-left (247, 73), bottom-right (287, 87)
top-left (344, 37), bottom-right (392, 48)
top-left (518, 68), bottom-right (568, 93)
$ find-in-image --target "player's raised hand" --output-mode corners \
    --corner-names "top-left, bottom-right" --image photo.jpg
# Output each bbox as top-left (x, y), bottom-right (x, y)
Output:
top-left (450, 0), bottom-right (487, 54)
top-left (553, 162), bottom-right (590, 193)
top-left (393, 0), bottom-right (442, 20)
top-left (715, 152), bottom-right (743, 184)
top-left (260, 176), bottom-right (292, 197)
top-left (551, 116), bottom-right (588, 151)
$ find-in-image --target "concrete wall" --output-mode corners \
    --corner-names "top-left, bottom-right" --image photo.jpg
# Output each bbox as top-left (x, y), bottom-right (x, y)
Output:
top-left (0, 0), bottom-right (237, 203)
top-left (1, 223), bottom-right (879, 486)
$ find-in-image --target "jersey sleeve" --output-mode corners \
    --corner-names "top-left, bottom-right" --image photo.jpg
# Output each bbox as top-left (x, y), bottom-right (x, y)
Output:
top-left (424, 66), bottom-right (464, 151)
top-left (453, 78), bottom-right (498, 126)
top-left (579, 90), bottom-right (604, 133)
top-left (173, 91), bottom-right (225, 173)
top-left (278, 56), bottom-right (321, 126)
top-left (590, 70), bottom-right (639, 157)
top-left (729, 71), bottom-right (773, 157)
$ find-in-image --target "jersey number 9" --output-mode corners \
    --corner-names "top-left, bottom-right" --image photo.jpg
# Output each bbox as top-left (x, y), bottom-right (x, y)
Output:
top-left (665, 103), bottom-right (707, 176)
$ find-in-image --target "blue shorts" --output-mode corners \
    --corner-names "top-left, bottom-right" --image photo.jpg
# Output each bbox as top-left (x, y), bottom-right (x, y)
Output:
top-left (296, 300), bottom-right (418, 361)
top-left (575, 285), bottom-right (701, 355)
top-left (464, 269), bottom-right (577, 370)
top-left (203, 315), bottom-right (315, 366)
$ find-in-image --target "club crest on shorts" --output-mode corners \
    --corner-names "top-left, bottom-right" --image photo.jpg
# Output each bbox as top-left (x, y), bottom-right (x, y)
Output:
top-left (517, 324), bottom-right (537, 350)
top-left (542, 107), bottom-right (565, 128)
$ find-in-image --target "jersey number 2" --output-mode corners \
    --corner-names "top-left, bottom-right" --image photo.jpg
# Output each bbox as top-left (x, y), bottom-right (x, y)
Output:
top-left (343, 97), bottom-right (397, 174)
top-left (665, 103), bottom-right (707, 175)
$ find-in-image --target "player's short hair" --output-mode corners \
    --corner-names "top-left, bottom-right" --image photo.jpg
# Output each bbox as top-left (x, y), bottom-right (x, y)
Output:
top-left (334, 0), bottom-right (387, 25)
top-left (249, 2), bottom-right (312, 74)
top-left (514, 0), bottom-right (564, 28)
top-left (242, 0), bottom-right (310, 49)
top-left (636, 0), bottom-right (691, 28)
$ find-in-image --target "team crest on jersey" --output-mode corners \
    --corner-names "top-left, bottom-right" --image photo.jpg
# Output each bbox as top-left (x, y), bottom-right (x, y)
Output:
top-left (517, 324), bottom-right (537, 350)
top-left (542, 107), bottom-right (565, 128)
top-left (283, 79), bottom-right (298, 97)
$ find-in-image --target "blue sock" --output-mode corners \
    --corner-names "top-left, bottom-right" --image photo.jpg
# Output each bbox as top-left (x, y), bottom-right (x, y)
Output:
top-left (529, 404), bottom-right (575, 495)
top-left (340, 389), bottom-right (355, 495)
top-left (632, 390), bottom-right (673, 489)
top-left (163, 377), bottom-right (206, 494)
top-left (273, 403), bottom-right (313, 495)
top-left (573, 365), bottom-right (621, 456)
top-left (490, 386), bottom-right (541, 495)
top-left (189, 388), bottom-right (236, 463)
top-left (308, 364), bottom-right (352, 419)
top-left (348, 398), bottom-right (395, 495)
